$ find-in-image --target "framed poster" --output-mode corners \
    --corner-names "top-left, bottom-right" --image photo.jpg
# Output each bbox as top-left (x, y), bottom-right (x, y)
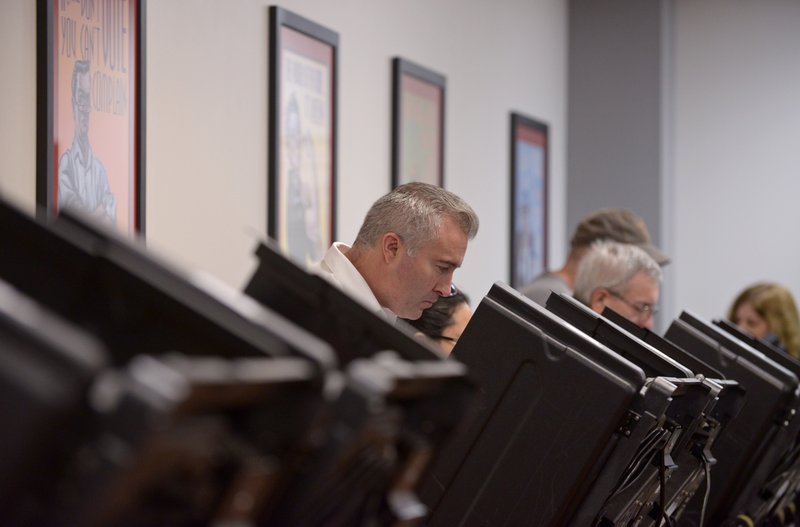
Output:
top-left (36, 0), bottom-right (146, 236)
top-left (510, 112), bottom-right (548, 290)
top-left (391, 57), bottom-right (445, 188)
top-left (269, 6), bottom-right (337, 267)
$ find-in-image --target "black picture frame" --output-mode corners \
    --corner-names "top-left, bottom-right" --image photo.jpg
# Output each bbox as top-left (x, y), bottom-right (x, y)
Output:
top-left (268, 6), bottom-right (338, 266)
top-left (509, 112), bottom-right (549, 289)
top-left (36, 0), bottom-right (146, 236)
top-left (391, 57), bottom-right (446, 188)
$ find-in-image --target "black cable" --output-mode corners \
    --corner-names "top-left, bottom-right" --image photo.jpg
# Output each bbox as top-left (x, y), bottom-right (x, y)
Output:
top-left (659, 447), bottom-right (667, 527)
top-left (591, 428), bottom-right (668, 526)
top-left (592, 428), bottom-right (673, 526)
top-left (699, 452), bottom-right (712, 527)
top-left (658, 445), bottom-right (673, 527)
top-left (614, 428), bottom-right (668, 493)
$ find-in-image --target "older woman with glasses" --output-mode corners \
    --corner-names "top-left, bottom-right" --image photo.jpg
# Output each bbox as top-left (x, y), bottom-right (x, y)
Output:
top-left (572, 240), bottom-right (662, 329)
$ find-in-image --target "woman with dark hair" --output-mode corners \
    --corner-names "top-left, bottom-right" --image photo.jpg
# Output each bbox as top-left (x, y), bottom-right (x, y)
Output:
top-left (405, 287), bottom-right (471, 356)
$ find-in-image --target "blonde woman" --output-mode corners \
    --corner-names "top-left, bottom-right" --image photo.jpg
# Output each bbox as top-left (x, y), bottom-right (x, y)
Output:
top-left (728, 282), bottom-right (800, 359)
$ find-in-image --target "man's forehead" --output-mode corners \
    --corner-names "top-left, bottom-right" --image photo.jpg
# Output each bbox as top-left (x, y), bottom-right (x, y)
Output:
top-left (626, 272), bottom-right (659, 298)
top-left (426, 236), bottom-right (467, 267)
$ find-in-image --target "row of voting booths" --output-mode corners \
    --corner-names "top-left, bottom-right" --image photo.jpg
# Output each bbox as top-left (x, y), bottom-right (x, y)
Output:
top-left (2, 195), bottom-right (800, 526)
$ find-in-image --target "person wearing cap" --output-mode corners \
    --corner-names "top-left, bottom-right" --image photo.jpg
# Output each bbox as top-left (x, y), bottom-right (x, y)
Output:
top-left (520, 208), bottom-right (669, 305)
top-left (573, 240), bottom-right (662, 329)
top-left (311, 182), bottom-right (479, 323)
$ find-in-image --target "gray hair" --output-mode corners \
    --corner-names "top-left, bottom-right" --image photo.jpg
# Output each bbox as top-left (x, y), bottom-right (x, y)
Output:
top-left (353, 182), bottom-right (479, 254)
top-left (573, 240), bottom-right (662, 304)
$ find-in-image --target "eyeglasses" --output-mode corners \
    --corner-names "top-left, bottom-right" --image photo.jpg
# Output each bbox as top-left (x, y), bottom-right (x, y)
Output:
top-left (437, 335), bottom-right (458, 343)
top-left (607, 289), bottom-right (659, 320)
top-left (442, 283), bottom-right (459, 298)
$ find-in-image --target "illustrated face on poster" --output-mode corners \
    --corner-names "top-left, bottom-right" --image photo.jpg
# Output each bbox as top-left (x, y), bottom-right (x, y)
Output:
top-left (53, 0), bottom-right (138, 234)
top-left (278, 26), bottom-right (333, 266)
top-left (399, 74), bottom-right (442, 186)
top-left (513, 126), bottom-right (547, 287)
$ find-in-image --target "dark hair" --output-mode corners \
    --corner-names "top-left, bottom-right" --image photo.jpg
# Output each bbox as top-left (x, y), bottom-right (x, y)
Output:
top-left (405, 290), bottom-right (470, 339)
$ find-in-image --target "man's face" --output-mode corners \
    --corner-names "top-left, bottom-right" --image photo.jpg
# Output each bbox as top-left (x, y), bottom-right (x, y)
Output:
top-left (73, 72), bottom-right (91, 138)
top-left (595, 271), bottom-right (660, 329)
top-left (387, 216), bottom-right (469, 319)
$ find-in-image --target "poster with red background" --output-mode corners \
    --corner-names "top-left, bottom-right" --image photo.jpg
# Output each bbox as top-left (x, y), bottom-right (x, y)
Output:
top-left (44, 0), bottom-right (141, 235)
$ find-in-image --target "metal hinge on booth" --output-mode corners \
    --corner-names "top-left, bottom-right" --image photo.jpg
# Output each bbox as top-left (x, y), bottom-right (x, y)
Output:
top-left (618, 410), bottom-right (642, 437)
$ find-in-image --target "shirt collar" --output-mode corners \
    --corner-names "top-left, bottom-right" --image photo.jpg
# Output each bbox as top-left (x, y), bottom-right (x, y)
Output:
top-left (323, 242), bottom-right (398, 324)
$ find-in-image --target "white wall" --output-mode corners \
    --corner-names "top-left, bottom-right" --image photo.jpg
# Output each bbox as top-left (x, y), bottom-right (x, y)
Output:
top-left (0, 0), bottom-right (568, 304)
top-left (0, 1), bottom-right (36, 214)
top-left (671, 0), bottom-right (800, 320)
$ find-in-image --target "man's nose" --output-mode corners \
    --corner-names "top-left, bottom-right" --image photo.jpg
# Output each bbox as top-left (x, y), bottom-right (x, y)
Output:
top-left (434, 278), bottom-right (452, 297)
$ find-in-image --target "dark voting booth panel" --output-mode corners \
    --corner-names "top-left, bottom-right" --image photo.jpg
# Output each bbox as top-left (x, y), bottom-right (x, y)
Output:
top-left (243, 239), bottom-right (475, 524)
top-left (713, 319), bottom-right (800, 522)
top-left (55, 353), bottom-right (321, 527)
top-left (244, 240), bottom-right (449, 366)
top-left (601, 308), bottom-right (727, 383)
top-left (713, 319), bottom-right (800, 523)
top-left (266, 352), bottom-right (472, 526)
top-left (545, 293), bottom-right (693, 378)
top-left (544, 293), bottom-right (743, 524)
top-left (600, 307), bottom-right (748, 524)
top-left (0, 200), bottom-right (370, 526)
top-left (0, 199), bottom-right (334, 370)
top-left (0, 278), bottom-right (324, 526)
top-left (421, 281), bottom-right (685, 526)
top-left (0, 279), bottom-right (106, 521)
top-left (665, 311), bottom-right (800, 525)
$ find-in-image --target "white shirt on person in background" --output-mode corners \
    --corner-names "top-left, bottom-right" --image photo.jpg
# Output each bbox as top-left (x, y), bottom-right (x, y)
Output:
top-left (310, 242), bottom-right (398, 324)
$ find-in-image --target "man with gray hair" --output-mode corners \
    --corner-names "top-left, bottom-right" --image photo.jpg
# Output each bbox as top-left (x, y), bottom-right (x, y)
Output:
top-left (522, 208), bottom-right (668, 305)
top-left (312, 182), bottom-right (479, 322)
top-left (573, 240), bottom-right (662, 329)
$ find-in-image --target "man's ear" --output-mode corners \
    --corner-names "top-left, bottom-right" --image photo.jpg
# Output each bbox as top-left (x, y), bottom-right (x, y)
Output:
top-left (590, 288), bottom-right (609, 314)
top-left (381, 232), bottom-right (402, 263)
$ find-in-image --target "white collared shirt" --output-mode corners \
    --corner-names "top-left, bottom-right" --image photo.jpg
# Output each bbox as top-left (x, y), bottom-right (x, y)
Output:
top-left (311, 242), bottom-right (398, 324)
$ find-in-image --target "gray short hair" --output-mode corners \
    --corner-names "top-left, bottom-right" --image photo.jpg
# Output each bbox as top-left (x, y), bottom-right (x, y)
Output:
top-left (353, 182), bottom-right (479, 254)
top-left (573, 240), bottom-right (662, 304)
